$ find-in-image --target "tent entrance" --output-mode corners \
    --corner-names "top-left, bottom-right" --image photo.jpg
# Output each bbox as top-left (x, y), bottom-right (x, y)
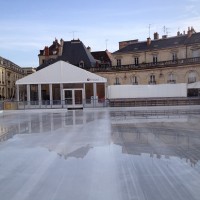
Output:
top-left (64, 89), bottom-right (83, 109)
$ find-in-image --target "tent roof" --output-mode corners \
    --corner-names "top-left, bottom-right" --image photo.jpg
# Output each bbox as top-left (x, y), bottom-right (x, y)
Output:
top-left (16, 61), bottom-right (107, 85)
top-left (187, 81), bottom-right (200, 89)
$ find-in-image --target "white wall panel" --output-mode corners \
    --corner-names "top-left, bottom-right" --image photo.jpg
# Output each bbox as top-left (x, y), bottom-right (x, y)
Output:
top-left (107, 84), bottom-right (187, 99)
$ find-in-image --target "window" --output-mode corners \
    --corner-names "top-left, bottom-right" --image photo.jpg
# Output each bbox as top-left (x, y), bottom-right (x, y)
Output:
top-left (167, 73), bottom-right (176, 83)
top-left (172, 53), bottom-right (177, 62)
top-left (149, 74), bottom-right (156, 84)
top-left (117, 59), bottom-right (121, 66)
top-left (114, 77), bottom-right (120, 85)
top-left (153, 56), bottom-right (158, 64)
top-left (79, 61), bottom-right (84, 68)
top-left (188, 71), bottom-right (197, 83)
top-left (134, 57), bottom-right (139, 66)
top-left (131, 76), bottom-right (138, 85)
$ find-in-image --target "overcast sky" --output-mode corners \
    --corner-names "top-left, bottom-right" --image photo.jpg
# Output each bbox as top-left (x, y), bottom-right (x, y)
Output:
top-left (0, 0), bottom-right (200, 67)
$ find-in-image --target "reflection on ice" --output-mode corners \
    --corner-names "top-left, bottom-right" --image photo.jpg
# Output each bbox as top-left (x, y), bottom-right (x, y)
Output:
top-left (0, 109), bottom-right (200, 200)
top-left (111, 124), bottom-right (200, 167)
top-left (1, 109), bottom-right (200, 165)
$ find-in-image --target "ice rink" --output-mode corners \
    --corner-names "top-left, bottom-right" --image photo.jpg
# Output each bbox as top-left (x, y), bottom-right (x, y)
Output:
top-left (0, 106), bottom-right (200, 200)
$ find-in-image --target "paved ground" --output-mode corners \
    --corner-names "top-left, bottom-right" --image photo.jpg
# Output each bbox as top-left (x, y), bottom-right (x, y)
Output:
top-left (0, 106), bottom-right (200, 200)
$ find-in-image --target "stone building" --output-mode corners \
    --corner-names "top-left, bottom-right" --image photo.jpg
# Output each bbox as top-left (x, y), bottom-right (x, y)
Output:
top-left (23, 67), bottom-right (36, 75)
top-left (91, 27), bottom-right (200, 94)
top-left (0, 56), bottom-right (25, 99)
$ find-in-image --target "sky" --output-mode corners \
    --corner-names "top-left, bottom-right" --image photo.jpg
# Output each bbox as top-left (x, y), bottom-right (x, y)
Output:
top-left (0, 0), bottom-right (200, 67)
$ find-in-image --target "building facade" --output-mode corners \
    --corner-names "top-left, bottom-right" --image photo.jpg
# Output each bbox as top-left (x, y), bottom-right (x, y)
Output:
top-left (91, 27), bottom-right (200, 93)
top-left (0, 56), bottom-right (25, 99)
top-left (23, 67), bottom-right (36, 75)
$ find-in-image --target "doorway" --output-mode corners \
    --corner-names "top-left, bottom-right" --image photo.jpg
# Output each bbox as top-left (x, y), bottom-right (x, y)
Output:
top-left (64, 89), bottom-right (83, 109)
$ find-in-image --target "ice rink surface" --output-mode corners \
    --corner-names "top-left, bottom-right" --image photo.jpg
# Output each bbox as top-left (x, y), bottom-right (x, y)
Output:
top-left (0, 106), bottom-right (200, 200)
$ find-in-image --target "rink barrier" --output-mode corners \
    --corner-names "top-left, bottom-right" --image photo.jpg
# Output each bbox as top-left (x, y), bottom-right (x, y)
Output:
top-left (2, 99), bottom-right (109, 110)
top-left (1, 97), bottom-right (200, 110)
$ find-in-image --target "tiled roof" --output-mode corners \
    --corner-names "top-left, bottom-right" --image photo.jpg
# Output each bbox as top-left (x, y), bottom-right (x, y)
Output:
top-left (37, 39), bottom-right (97, 71)
top-left (60, 40), bottom-right (96, 68)
top-left (91, 51), bottom-right (112, 62)
top-left (114, 32), bottom-right (200, 54)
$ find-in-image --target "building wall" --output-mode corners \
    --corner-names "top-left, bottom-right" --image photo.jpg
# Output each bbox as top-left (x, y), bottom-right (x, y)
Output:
top-left (0, 58), bottom-right (25, 99)
top-left (104, 31), bottom-right (200, 89)
top-left (112, 45), bottom-right (191, 66)
top-left (95, 64), bottom-right (200, 86)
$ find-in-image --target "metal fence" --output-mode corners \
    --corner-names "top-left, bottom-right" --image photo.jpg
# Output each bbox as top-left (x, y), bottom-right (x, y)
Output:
top-left (1, 97), bottom-right (200, 110)
top-left (0, 101), bottom-right (3, 111)
top-left (109, 97), bottom-right (200, 107)
top-left (2, 99), bottom-right (110, 110)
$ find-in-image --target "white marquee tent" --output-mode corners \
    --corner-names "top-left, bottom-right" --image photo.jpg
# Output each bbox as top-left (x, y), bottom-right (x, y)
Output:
top-left (16, 60), bottom-right (107, 109)
top-left (16, 60), bottom-right (106, 85)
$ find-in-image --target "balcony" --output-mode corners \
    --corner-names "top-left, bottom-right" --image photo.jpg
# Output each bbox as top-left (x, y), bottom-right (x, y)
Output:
top-left (167, 80), bottom-right (176, 84)
top-left (89, 56), bottom-right (200, 72)
top-left (132, 82), bottom-right (138, 85)
top-left (148, 81), bottom-right (156, 85)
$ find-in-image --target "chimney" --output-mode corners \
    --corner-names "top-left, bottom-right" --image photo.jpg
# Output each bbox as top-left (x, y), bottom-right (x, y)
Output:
top-left (154, 32), bottom-right (159, 40)
top-left (59, 38), bottom-right (64, 56)
top-left (162, 35), bottom-right (167, 39)
top-left (147, 37), bottom-right (151, 46)
top-left (87, 46), bottom-right (91, 52)
top-left (60, 38), bottom-right (64, 46)
top-left (44, 46), bottom-right (49, 56)
top-left (188, 30), bottom-right (192, 38)
top-left (191, 26), bottom-right (196, 33)
top-left (187, 27), bottom-right (192, 38)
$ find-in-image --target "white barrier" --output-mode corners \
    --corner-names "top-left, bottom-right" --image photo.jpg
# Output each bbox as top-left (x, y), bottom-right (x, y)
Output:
top-left (107, 83), bottom-right (187, 99)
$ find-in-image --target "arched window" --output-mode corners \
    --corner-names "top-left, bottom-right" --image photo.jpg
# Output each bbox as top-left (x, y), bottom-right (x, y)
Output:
top-left (79, 61), bottom-right (84, 68)
top-left (114, 77), bottom-right (120, 85)
top-left (131, 76), bottom-right (138, 85)
top-left (149, 74), bottom-right (156, 84)
top-left (188, 71), bottom-right (197, 83)
top-left (167, 73), bottom-right (176, 83)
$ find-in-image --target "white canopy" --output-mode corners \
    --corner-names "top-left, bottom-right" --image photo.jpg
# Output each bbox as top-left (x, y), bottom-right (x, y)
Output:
top-left (16, 60), bottom-right (106, 85)
top-left (187, 81), bottom-right (200, 89)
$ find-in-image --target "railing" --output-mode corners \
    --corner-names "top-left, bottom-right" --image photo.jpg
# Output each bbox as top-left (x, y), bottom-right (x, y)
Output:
top-left (89, 56), bottom-right (200, 72)
top-left (148, 81), bottom-right (156, 85)
top-left (2, 99), bottom-right (110, 110)
top-left (110, 109), bottom-right (200, 118)
top-left (1, 97), bottom-right (200, 110)
top-left (0, 101), bottom-right (3, 111)
top-left (167, 80), bottom-right (176, 84)
top-left (109, 97), bottom-right (200, 107)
